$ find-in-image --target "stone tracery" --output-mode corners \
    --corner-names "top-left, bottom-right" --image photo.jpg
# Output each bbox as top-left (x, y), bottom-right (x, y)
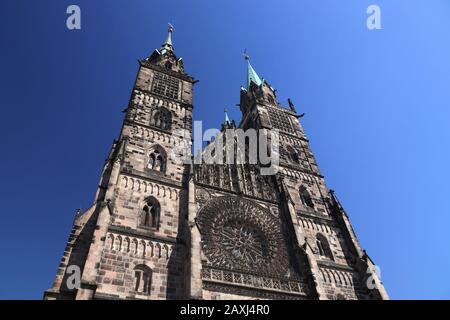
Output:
top-left (197, 196), bottom-right (289, 275)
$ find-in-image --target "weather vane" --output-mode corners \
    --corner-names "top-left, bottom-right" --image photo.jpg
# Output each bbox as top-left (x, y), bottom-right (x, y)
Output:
top-left (168, 22), bottom-right (174, 33)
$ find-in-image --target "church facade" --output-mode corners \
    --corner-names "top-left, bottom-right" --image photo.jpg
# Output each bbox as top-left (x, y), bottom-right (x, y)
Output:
top-left (44, 27), bottom-right (388, 300)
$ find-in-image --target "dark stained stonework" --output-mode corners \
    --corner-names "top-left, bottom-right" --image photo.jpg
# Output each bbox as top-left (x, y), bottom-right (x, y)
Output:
top-left (44, 28), bottom-right (388, 300)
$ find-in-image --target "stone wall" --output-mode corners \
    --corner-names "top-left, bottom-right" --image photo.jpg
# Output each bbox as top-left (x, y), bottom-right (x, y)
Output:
top-left (93, 231), bottom-right (183, 300)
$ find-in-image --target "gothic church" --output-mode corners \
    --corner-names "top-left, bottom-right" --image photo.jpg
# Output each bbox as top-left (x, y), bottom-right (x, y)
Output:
top-left (44, 27), bottom-right (388, 300)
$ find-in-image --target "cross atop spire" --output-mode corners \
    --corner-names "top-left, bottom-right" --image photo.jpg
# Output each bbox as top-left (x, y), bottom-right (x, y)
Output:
top-left (243, 49), bottom-right (262, 89)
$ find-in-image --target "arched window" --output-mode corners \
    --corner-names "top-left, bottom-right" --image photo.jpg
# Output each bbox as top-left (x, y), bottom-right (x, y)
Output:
top-left (299, 186), bottom-right (314, 209)
top-left (267, 94), bottom-right (275, 104)
top-left (165, 61), bottom-right (172, 70)
top-left (150, 107), bottom-right (172, 131)
top-left (148, 145), bottom-right (166, 173)
top-left (133, 264), bottom-right (152, 294)
top-left (140, 197), bottom-right (160, 229)
top-left (316, 234), bottom-right (334, 260)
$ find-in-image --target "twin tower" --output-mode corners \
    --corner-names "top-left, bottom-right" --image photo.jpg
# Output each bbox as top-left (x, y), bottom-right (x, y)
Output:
top-left (44, 27), bottom-right (388, 300)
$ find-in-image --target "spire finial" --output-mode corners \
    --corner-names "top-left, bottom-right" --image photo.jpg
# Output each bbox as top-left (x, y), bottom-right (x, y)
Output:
top-left (243, 49), bottom-right (250, 61)
top-left (168, 22), bottom-right (174, 34)
top-left (162, 23), bottom-right (174, 50)
top-left (243, 49), bottom-right (262, 89)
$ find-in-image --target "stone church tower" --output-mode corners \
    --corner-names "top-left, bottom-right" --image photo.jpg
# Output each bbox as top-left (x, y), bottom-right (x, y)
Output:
top-left (44, 27), bottom-right (388, 300)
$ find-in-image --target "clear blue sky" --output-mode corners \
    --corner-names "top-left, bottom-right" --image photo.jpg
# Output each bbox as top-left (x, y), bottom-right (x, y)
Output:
top-left (0, 0), bottom-right (449, 299)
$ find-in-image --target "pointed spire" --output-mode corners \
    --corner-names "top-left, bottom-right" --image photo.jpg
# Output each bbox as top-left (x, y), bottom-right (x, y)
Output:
top-left (161, 23), bottom-right (174, 53)
top-left (244, 50), bottom-right (262, 89)
top-left (224, 108), bottom-right (231, 124)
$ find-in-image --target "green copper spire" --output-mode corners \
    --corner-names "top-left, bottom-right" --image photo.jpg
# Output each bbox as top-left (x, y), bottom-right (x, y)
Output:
top-left (161, 23), bottom-right (174, 53)
top-left (244, 51), bottom-right (262, 89)
top-left (224, 108), bottom-right (231, 124)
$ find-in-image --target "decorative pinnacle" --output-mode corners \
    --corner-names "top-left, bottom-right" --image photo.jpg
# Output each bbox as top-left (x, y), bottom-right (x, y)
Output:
top-left (224, 108), bottom-right (231, 124)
